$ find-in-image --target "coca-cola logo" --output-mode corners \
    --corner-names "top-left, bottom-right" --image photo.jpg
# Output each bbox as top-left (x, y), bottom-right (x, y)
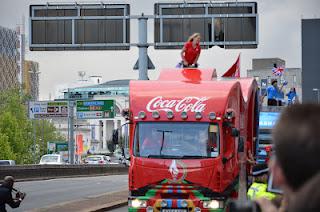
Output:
top-left (146, 96), bottom-right (208, 113)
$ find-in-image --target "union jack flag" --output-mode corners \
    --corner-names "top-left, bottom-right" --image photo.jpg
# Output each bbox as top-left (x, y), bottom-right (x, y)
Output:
top-left (272, 66), bottom-right (284, 76)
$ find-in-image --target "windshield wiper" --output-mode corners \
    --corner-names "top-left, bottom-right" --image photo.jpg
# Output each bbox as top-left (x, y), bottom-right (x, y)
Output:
top-left (157, 130), bottom-right (172, 156)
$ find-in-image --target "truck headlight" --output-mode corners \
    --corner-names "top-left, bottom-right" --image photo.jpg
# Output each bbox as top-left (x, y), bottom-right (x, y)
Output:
top-left (129, 199), bottom-right (147, 208)
top-left (181, 200), bottom-right (188, 207)
top-left (203, 200), bottom-right (223, 209)
top-left (161, 200), bottom-right (168, 207)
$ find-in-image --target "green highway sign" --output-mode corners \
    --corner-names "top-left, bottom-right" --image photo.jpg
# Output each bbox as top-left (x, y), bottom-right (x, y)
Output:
top-left (76, 100), bottom-right (115, 119)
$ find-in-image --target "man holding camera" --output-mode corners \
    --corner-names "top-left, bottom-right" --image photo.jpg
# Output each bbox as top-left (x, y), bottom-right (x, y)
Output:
top-left (0, 176), bottom-right (25, 212)
top-left (257, 104), bottom-right (320, 211)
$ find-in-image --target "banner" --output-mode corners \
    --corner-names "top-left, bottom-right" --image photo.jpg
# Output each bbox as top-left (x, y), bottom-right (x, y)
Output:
top-left (76, 134), bottom-right (83, 155)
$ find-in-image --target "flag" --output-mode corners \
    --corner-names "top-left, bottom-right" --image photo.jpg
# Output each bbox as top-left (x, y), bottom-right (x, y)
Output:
top-left (76, 134), bottom-right (83, 155)
top-left (272, 66), bottom-right (284, 76)
top-left (222, 54), bottom-right (240, 78)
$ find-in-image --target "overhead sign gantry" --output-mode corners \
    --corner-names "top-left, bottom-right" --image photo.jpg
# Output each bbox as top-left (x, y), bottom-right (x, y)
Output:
top-left (154, 2), bottom-right (258, 49)
top-left (29, 3), bottom-right (130, 50)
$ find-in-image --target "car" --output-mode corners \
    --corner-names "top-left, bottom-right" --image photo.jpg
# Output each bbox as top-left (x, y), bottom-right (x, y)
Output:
top-left (0, 160), bottom-right (16, 166)
top-left (39, 154), bottom-right (65, 165)
top-left (85, 155), bottom-right (111, 165)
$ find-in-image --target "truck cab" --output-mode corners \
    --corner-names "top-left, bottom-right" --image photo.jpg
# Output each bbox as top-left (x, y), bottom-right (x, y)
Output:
top-left (124, 68), bottom-right (258, 212)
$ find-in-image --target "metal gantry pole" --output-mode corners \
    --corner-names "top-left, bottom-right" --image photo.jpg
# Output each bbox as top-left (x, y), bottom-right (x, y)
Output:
top-left (68, 89), bottom-right (75, 164)
top-left (138, 14), bottom-right (149, 80)
top-left (33, 120), bottom-right (36, 164)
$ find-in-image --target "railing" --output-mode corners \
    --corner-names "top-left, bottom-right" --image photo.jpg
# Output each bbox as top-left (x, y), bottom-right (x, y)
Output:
top-left (0, 164), bottom-right (128, 181)
top-left (260, 106), bottom-right (285, 113)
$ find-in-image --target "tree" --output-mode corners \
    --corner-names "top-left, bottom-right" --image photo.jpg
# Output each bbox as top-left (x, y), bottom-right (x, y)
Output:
top-left (0, 132), bottom-right (15, 160)
top-left (32, 119), bottom-right (66, 159)
top-left (0, 89), bottom-right (65, 164)
top-left (0, 89), bottom-right (33, 164)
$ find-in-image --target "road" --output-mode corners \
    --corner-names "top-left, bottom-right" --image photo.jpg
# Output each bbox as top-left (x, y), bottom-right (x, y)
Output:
top-left (109, 206), bottom-right (128, 211)
top-left (7, 175), bottom-right (128, 212)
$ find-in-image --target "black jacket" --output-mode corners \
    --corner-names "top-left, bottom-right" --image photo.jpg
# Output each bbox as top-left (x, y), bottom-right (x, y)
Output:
top-left (0, 185), bottom-right (20, 212)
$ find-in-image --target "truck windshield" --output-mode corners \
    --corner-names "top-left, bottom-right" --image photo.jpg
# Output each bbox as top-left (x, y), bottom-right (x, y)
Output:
top-left (134, 122), bottom-right (219, 159)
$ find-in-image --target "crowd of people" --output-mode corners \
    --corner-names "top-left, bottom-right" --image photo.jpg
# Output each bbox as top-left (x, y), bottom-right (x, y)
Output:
top-left (247, 104), bottom-right (320, 212)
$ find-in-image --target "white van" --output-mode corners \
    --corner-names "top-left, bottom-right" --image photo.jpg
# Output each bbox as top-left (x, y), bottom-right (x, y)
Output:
top-left (39, 154), bottom-right (65, 165)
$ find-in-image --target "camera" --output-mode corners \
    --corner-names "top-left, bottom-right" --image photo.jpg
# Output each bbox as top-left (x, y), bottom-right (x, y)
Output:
top-left (13, 188), bottom-right (26, 201)
top-left (228, 200), bottom-right (261, 212)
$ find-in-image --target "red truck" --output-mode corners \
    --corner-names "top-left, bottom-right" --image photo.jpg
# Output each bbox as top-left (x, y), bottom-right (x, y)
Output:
top-left (122, 68), bottom-right (258, 212)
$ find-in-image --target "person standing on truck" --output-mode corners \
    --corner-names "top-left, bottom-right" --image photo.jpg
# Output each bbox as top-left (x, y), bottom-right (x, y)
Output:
top-left (286, 87), bottom-right (298, 105)
top-left (261, 79), bottom-right (285, 106)
top-left (180, 33), bottom-right (201, 68)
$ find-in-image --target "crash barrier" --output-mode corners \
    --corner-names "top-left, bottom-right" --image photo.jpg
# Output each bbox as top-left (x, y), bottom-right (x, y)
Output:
top-left (0, 164), bottom-right (128, 181)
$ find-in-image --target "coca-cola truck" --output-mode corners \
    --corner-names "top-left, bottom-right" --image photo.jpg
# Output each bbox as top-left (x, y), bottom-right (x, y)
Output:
top-left (121, 68), bottom-right (258, 212)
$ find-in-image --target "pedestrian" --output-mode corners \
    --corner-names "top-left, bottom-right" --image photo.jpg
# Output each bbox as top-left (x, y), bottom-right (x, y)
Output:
top-left (180, 33), bottom-right (201, 68)
top-left (286, 87), bottom-right (298, 105)
top-left (247, 164), bottom-right (277, 200)
top-left (256, 104), bottom-right (320, 211)
top-left (0, 176), bottom-right (25, 212)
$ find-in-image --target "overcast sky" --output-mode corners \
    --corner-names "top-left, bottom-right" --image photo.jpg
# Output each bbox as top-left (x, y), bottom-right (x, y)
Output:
top-left (0, 0), bottom-right (320, 100)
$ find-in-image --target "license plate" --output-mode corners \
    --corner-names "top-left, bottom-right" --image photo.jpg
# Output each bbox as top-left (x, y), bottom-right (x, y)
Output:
top-left (161, 210), bottom-right (187, 212)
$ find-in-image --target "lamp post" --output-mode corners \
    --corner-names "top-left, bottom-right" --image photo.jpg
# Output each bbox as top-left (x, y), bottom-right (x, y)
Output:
top-left (313, 88), bottom-right (320, 104)
top-left (28, 69), bottom-right (40, 164)
top-left (28, 70), bottom-right (41, 101)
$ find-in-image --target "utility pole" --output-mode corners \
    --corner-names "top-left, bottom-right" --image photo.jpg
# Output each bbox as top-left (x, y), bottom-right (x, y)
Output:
top-left (313, 88), bottom-right (320, 103)
top-left (138, 13), bottom-right (149, 80)
top-left (33, 120), bottom-right (36, 164)
top-left (68, 89), bottom-right (75, 164)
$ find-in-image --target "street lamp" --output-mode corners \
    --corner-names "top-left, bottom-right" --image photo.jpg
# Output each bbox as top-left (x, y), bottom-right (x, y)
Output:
top-left (28, 70), bottom-right (41, 101)
top-left (313, 88), bottom-right (320, 104)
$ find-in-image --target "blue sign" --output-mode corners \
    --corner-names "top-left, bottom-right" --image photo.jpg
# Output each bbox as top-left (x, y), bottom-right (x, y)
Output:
top-left (259, 112), bottom-right (280, 129)
top-left (83, 101), bottom-right (104, 106)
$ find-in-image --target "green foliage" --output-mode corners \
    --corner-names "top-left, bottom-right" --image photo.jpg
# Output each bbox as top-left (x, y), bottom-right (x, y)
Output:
top-left (32, 119), bottom-right (66, 159)
top-left (0, 89), bottom-right (65, 164)
top-left (0, 132), bottom-right (15, 160)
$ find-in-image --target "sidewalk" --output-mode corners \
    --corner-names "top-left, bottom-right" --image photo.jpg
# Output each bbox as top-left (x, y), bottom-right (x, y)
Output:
top-left (27, 190), bottom-right (128, 212)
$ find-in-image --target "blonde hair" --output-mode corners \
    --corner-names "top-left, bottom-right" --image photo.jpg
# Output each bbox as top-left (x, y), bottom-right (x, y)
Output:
top-left (187, 33), bottom-right (200, 42)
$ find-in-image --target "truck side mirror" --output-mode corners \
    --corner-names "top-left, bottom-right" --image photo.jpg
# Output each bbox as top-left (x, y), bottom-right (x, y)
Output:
top-left (238, 137), bottom-right (244, 152)
top-left (222, 157), bottom-right (228, 164)
top-left (231, 128), bottom-right (240, 137)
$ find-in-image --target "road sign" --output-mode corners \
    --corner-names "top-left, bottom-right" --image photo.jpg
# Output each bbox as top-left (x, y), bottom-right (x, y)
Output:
top-left (30, 4), bottom-right (130, 51)
top-left (76, 100), bottom-right (115, 119)
top-left (154, 2), bottom-right (258, 49)
top-left (29, 101), bottom-right (68, 119)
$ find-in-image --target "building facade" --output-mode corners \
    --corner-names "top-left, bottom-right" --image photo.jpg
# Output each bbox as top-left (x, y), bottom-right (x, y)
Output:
top-left (0, 26), bottom-right (19, 90)
top-left (24, 60), bottom-right (40, 100)
top-left (247, 58), bottom-right (302, 104)
top-left (302, 19), bottom-right (320, 103)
